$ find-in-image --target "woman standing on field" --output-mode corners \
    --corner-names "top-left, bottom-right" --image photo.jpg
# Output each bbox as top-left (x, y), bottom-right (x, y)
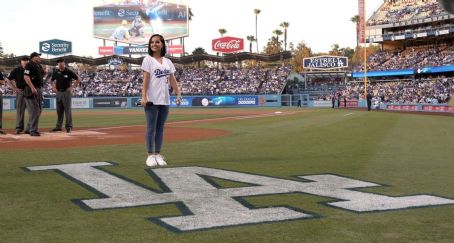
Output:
top-left (141, 34), bottom-right (181, 167)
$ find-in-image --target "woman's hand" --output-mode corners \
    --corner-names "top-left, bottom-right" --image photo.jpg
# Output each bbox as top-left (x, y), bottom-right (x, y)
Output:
top-left (141, 96), bottom-right (148, 106)
top-left (175, 95), bottom-right (182, 106)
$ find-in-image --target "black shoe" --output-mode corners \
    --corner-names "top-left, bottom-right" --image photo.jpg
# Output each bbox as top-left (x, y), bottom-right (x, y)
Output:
top-left (24, 130), bottom-right (30, 134)
top-left (16, 130), bottom-right (23, 135)
top-left (0, 130), bottom-right (6, 135)
top-left (50, 128), bottom-right (62, 132)
top-left (30, 131), bottom-right (41, 136)
top-left (66, 128), bottom-right (72, 133)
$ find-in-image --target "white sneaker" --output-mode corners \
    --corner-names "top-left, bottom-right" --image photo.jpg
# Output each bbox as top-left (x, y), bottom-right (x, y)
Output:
top-left (155, 154), bottom-right (167, 166)
top-left (146, 155), bottom-right (157, 167)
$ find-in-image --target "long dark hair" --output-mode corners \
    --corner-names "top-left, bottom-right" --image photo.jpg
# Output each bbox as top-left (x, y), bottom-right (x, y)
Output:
top-left (147, 34), bottom-right (167, 57)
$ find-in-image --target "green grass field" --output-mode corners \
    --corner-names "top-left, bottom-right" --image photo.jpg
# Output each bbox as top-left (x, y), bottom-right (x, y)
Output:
top-left (1, 108), bottom-right (453, 242)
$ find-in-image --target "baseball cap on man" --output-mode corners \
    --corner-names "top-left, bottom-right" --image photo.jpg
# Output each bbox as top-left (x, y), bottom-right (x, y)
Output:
top-left (20, 56), bottom-right (30, 61)
top-left (30, 52), bottom-right (41, 58)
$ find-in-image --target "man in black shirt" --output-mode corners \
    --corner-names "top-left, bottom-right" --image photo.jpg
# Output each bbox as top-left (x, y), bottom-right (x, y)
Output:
top-left (367, 92), bottom-right (373, 111)
top-left (331, 94), bottom-right (335, 109)
top-left (24, 52), bottom-right (45, 136)
top-left (337, 93), bottom-right (341, 108)
top-left (5, 57), bottom-right (30, 134)
top-left (0, 71), bottom-right (5, 135)
top-left (50, 58), bottom-right (80, 133)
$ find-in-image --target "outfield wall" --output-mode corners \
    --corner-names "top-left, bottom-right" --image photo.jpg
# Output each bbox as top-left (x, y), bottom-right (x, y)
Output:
top-left (2, 95), bottom-right (453, 113)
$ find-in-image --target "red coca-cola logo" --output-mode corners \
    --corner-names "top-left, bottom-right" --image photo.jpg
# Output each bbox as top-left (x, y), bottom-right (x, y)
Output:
top-left (98, 46), bottom-right (114, 55)
top-left (212, 36), bottom-right (244, 53)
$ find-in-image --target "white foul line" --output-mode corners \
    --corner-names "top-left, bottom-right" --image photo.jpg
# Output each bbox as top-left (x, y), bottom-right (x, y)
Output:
top-left (88, 112), bottom-right (297, 131)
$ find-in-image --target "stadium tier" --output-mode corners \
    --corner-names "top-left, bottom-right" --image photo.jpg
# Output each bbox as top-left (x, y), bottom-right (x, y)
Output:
top-left (0, 66), bottom-right (291, 97)
top-left (367, 0), bottom-right (446, 27)
top-left (362, 0), bottom-right (454, 72)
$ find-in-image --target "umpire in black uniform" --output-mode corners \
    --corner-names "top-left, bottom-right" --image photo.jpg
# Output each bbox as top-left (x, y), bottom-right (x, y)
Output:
top-left (50, 58), bottom-right (80, 133)
top-left (5, 57), bottom-right (30, 134)
top-left (0, 71), bottom-right (5, 135)
top-left (366, 92), bottom-right (373, 111)
top-left (24, 52), bottom-right (45, 136)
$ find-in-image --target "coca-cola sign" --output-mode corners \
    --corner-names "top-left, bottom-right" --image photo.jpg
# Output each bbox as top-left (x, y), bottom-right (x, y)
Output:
top-left (212, 36), bottom-right (244, 53)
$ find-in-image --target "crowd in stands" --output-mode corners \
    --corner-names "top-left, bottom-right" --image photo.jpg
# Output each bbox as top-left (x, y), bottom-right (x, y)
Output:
top-left (358, 44), bottom-right (454, 71)
top-left (313, 77), bottom-right (453, 104)
top-left (368, 0), bottom-right (445, 26)
top-left (1, 66), bottom-right (290, 97)
top-left (176, 66), bottom-right (290, 95)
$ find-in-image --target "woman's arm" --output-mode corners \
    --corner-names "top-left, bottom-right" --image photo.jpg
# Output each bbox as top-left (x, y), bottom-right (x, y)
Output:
top-left (141, 71), bottom-right (150, 106)
top-left (169, 74), bottom-right (182, 104)
top-left (169, 74), bottom-right (180, 96)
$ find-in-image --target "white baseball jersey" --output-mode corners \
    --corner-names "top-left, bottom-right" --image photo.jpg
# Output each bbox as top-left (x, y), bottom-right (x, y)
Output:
top-left (141, 56), bottom-right (176, 105)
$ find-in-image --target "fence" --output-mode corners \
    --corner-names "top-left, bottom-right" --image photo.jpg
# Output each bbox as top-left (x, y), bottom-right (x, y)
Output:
top-left (2, 95), bottom-right (452, 113)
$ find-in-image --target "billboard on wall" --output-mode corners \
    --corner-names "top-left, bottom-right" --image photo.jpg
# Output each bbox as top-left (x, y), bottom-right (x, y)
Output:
top-left (72, 98), bottom-right (90, 109)
top-left (312, 101), bottom-right (333, 108)
top-left (93, 0), bottom-right (189, 45)
top-left (192, 96), bottom-right (258, 107)
top-left (93, 98), bottom-right (127, 108)
top-left (387, 105), bottom-right (418, 111)
top-left (2, 99), bottom-right (11, 110)
top-left (422, 105), bottom-right (454, 112)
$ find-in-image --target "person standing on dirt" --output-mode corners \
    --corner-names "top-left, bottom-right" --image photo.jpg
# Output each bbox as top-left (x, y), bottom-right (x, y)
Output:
top-left (49, 58), bottom-right (80, 133)
top-left (0, 71), bottom-right (6, 135)
top-left (5, 57), bottom-right (30, 134)
top-left (141, 34), bottom-right (182, 167)
top-left (23, 52), bottom-right (45, 137)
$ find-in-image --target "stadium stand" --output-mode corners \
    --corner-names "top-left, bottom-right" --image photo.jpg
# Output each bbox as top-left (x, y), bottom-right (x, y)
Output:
top-left (367, 0), bottom-right (446, 26)
top-left (1, 66), bottom-right (290, 97)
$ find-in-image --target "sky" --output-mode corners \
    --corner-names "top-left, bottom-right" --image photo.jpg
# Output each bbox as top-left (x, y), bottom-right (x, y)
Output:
top-left (0, 0), bottom-right (383, 57)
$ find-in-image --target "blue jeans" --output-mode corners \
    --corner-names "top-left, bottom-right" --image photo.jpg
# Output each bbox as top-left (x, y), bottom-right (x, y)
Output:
top-left (144, 103), bottom-right (169, 154)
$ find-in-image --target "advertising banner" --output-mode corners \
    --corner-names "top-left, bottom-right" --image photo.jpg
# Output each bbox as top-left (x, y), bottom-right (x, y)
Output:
top-left (339, 100), bottom-right (359, 108)
top-left (2, 98), bottom-right (11, 110)
top-left (42, 99), bottom-right (52, 109)
top-left (39, 39), bottom-right (72, 55)
top-left (312, 101), bottom-right (333, 108)
top-left (168, 45), bottom-right (184, 54)
top-left (123, 46), bottom-right (148, 54)
top-left (72, 98), bottom-right (90, 109)
top-left (192, 96), bottom-right (258, 107)
top-left (358, 0), bottom-right (365, 43)
top-left (99, 46), bottom-right (114, 55)
top-left (170, 97), bottom-right (192, 107)
top-left (387, 105), bottom-right (418, 111)
top-left (93, 98), bottom-right (127, 108)
top-left (422, 105), bottom-right (454, 112)
top-left (212, 37), bottom-right (244, 53)
top-left (303, 56), bottom-right (348, 70)
top-left (131, 97), bottom-right (142, 107)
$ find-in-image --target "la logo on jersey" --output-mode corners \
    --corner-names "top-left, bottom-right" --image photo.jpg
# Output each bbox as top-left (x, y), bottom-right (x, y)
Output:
top-left (26, 162), bottom-right (454, 232)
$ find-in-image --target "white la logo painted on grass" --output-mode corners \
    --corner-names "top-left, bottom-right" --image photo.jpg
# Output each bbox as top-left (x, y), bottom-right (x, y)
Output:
top-left (26, 162), bottom-right (454, 232)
